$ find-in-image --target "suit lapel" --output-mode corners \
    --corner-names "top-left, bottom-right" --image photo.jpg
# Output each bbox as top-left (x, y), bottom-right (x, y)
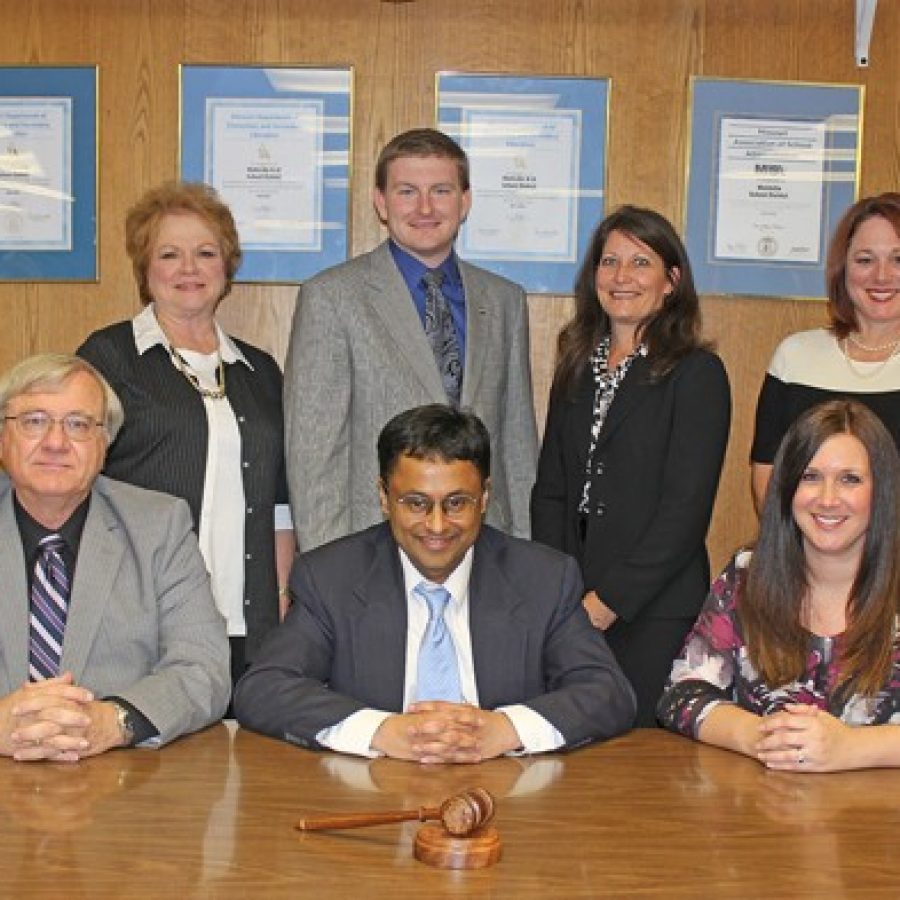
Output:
top-left (364, 242), bottom-right (445, 399)
top-left (468, 531), bottom-right (529, 708)
top-left (0, 481), bottom-right (31, 692)
top-left (594, 354), bottom-right (655, 448)
top-left (350, 527), bottom-right (408, 709)
top-left (459, 260), bottom-right (490, 406)
top-left (61, 483), bottom-right (124, 681)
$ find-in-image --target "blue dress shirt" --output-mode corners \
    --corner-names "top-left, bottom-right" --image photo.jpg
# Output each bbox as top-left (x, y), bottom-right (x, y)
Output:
top-left (388, 240), bottom-right (467, 362)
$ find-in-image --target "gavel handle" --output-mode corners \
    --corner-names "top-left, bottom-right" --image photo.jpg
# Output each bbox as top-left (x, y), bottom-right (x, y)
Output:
top-left (296, 806), bottom-right (440, 832)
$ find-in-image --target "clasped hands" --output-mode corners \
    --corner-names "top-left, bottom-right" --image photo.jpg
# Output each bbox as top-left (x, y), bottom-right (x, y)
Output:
top-left (371, 701), bottom-right (522, 765)
top-left (753, 703), bottom-right (853, 773)
top-left (0, 673), bottom-right (124, 763)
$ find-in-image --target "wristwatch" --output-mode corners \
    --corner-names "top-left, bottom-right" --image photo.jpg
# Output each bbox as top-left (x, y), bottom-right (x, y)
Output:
top-left (110, 701), bottom-right (136, 747)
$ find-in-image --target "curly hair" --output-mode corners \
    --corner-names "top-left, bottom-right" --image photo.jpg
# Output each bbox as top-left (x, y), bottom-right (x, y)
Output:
top-left (125, 181), bottom-right (242, 305)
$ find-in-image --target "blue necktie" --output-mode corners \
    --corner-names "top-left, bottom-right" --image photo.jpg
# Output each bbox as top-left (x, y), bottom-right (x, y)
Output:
top-left (29, 534), bottom-right (70, 682)
top-left (422, 271), bottom-right (463, 406)
top-left (414, 582), bottom-right (463, 702)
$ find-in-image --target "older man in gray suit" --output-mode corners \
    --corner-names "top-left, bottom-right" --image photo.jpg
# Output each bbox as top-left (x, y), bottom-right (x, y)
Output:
top-left (0, 354), bottom-right (229, 763)
top-left (284, 128), bottom-right (538, 551)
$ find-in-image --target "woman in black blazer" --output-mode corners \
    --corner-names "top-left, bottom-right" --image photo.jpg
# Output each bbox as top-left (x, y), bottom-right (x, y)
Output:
top-left (531, 206), bottom-right (731, 726)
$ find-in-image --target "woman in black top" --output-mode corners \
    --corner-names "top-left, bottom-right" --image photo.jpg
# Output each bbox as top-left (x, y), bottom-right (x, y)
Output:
top-left (531, 206), bottom-right (731, 725)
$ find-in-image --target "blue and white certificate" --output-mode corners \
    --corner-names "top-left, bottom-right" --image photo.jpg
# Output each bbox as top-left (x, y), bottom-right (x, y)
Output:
top-left (714, 116), bottom-right (825, 263)
top-left (0, 98), bottom-right (71, 251)
top-left (459, 108), bottom-right (580, 262)
top-left (204, 99), bottom-right (323, 252)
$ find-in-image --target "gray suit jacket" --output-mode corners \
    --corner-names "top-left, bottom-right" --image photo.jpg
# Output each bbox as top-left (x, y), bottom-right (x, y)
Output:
top-left (234, 523), bottom-right (636, 749)
top-left (284, 241), bottom-right (538, 550)
top-left (0, 475), bottom-right (231, 745)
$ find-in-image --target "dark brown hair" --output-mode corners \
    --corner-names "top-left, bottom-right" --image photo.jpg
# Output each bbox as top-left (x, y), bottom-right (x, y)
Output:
top-left (742, 400), bottom-right (900, 697)
top-left (826, 192), bottom-right (900, 339)
top-left (552, 205), bottom-right (704, 396)
top-left (125, 181), bottom-right (242, 305)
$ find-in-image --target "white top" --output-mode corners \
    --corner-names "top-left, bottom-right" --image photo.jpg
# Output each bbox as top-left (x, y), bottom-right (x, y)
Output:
top-left (133, 304), bottom-right (292, 636)
top-left (769, 328), bottom-right (900, 391)
top-left (316, 547), bottom-right (564, 758)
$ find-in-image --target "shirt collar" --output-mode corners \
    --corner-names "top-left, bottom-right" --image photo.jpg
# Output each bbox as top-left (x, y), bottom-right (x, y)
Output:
top-left (388, 240), bottom-right (462, 289)
top-left (13, 492), bottom-right (91, 563)
top-left (398, 545), bottom-right (474, 605)
top-left (132, 303), bottom-right (253, 368)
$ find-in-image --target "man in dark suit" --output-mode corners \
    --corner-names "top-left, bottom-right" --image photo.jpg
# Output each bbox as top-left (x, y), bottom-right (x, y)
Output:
top-left (0, 354), bottom-right (230, 762)
top-left (235, 405), bottom-right (634, 763)
top-left (284, 128), bottom-right (538, 552)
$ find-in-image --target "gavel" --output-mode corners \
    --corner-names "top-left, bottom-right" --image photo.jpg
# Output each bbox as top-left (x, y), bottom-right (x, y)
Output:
top-left (295, 787), bottom-right (495, 838)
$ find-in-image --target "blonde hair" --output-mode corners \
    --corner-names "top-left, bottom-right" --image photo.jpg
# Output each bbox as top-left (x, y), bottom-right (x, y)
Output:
top-left (0, 354), bottom-right (124, 441)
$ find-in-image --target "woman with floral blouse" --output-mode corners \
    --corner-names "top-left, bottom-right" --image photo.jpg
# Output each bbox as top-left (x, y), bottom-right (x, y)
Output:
top-left (659, 399), bottom-right (900, 772)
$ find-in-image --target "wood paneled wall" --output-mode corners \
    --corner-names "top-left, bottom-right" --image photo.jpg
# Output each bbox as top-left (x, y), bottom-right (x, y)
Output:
top-left (2, 0), bottom-right (898, 570)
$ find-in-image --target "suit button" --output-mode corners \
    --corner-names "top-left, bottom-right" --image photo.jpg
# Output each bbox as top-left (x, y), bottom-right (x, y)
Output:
top-left (595, 462), bottom-right (604, 475)
top-left (595, 502), bottom-right (606, 516)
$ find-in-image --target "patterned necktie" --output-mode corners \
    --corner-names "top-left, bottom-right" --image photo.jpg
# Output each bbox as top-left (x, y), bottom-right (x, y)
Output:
top-left (422, 270), bottom-right (463, 406)
top-left (29, 534), bottom-right (70, 682)
top-left (414, 582), bottom-right (463, 703)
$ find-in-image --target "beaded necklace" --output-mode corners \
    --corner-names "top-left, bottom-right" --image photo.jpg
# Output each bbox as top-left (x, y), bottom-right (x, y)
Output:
top-left (169, 345), bottom-right (227, 400)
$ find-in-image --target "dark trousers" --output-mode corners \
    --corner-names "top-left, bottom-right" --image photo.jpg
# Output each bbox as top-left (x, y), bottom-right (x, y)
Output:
top-left (225, 636), bottom-right (248, 719)
top-left (605, 615), bottom-right (694, 728)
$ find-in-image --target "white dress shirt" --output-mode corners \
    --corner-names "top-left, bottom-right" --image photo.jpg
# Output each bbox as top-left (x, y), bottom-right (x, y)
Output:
top-left (316, 547), bottom-right (564, 758)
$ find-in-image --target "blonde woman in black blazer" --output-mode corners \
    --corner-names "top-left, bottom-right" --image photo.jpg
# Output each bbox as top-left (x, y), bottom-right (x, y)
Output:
top-left (531, 206), bottom-right (731, 726)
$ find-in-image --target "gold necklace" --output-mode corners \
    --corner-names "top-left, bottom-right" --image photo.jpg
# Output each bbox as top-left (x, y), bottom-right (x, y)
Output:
top-left (169, 345), bottom-right (227, 400)
top-left (840, 338), bottom-right (900, 380)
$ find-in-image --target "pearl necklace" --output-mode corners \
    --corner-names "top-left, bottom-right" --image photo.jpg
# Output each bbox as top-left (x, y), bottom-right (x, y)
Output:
top-left (840, 337), bottom-right (900, 380)
top-left (169, 345), bottom-right (227, 400)
top-left (847, 332), bottom-right (900, 353)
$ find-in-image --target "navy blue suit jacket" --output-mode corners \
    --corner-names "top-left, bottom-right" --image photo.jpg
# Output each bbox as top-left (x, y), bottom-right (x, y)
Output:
top-left (234, 523), bottom-right (635, 749)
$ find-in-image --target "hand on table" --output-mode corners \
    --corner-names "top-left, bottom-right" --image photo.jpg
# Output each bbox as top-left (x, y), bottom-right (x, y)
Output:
top-left (1, 673), bottom-right (126, 762)
top-left (371, 701), bottom-right (521, 764)
top-left (755, 704), bottom-right (856, 773)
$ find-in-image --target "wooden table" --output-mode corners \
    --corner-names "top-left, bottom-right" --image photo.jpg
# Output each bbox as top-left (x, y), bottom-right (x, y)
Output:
top-left (4, 723), bottom-right (899, 898)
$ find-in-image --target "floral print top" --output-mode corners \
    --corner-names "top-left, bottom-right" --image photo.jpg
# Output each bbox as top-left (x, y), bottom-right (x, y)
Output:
top-left (657, 550), bottom-right (900, 737)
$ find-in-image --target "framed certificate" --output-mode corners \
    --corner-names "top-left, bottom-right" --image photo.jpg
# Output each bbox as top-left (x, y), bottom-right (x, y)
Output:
top-left (684, 77), bottom-right (863, 298)
top-left (437, 73), bottom-right (609, 294)
top-left (180, 65), bottom-right (352, 283)
top-left (0, 66), bottom-right (98, 282)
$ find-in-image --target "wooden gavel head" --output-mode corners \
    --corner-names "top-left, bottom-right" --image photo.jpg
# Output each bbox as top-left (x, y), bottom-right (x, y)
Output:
top-left (294, 786), bottom-right (496, 837)
top-left (438, 787), bottom-right (495, 836)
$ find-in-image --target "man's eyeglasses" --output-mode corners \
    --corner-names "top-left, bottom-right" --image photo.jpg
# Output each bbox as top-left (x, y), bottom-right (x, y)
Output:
top-left (394, 492), bottom-right (482, 520)
top-left (4, 411), bottom-right (104, 442)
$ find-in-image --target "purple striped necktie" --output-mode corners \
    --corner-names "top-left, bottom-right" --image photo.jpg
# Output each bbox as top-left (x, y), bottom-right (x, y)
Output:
top-left (29, 534), bottom-right (70, 682)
